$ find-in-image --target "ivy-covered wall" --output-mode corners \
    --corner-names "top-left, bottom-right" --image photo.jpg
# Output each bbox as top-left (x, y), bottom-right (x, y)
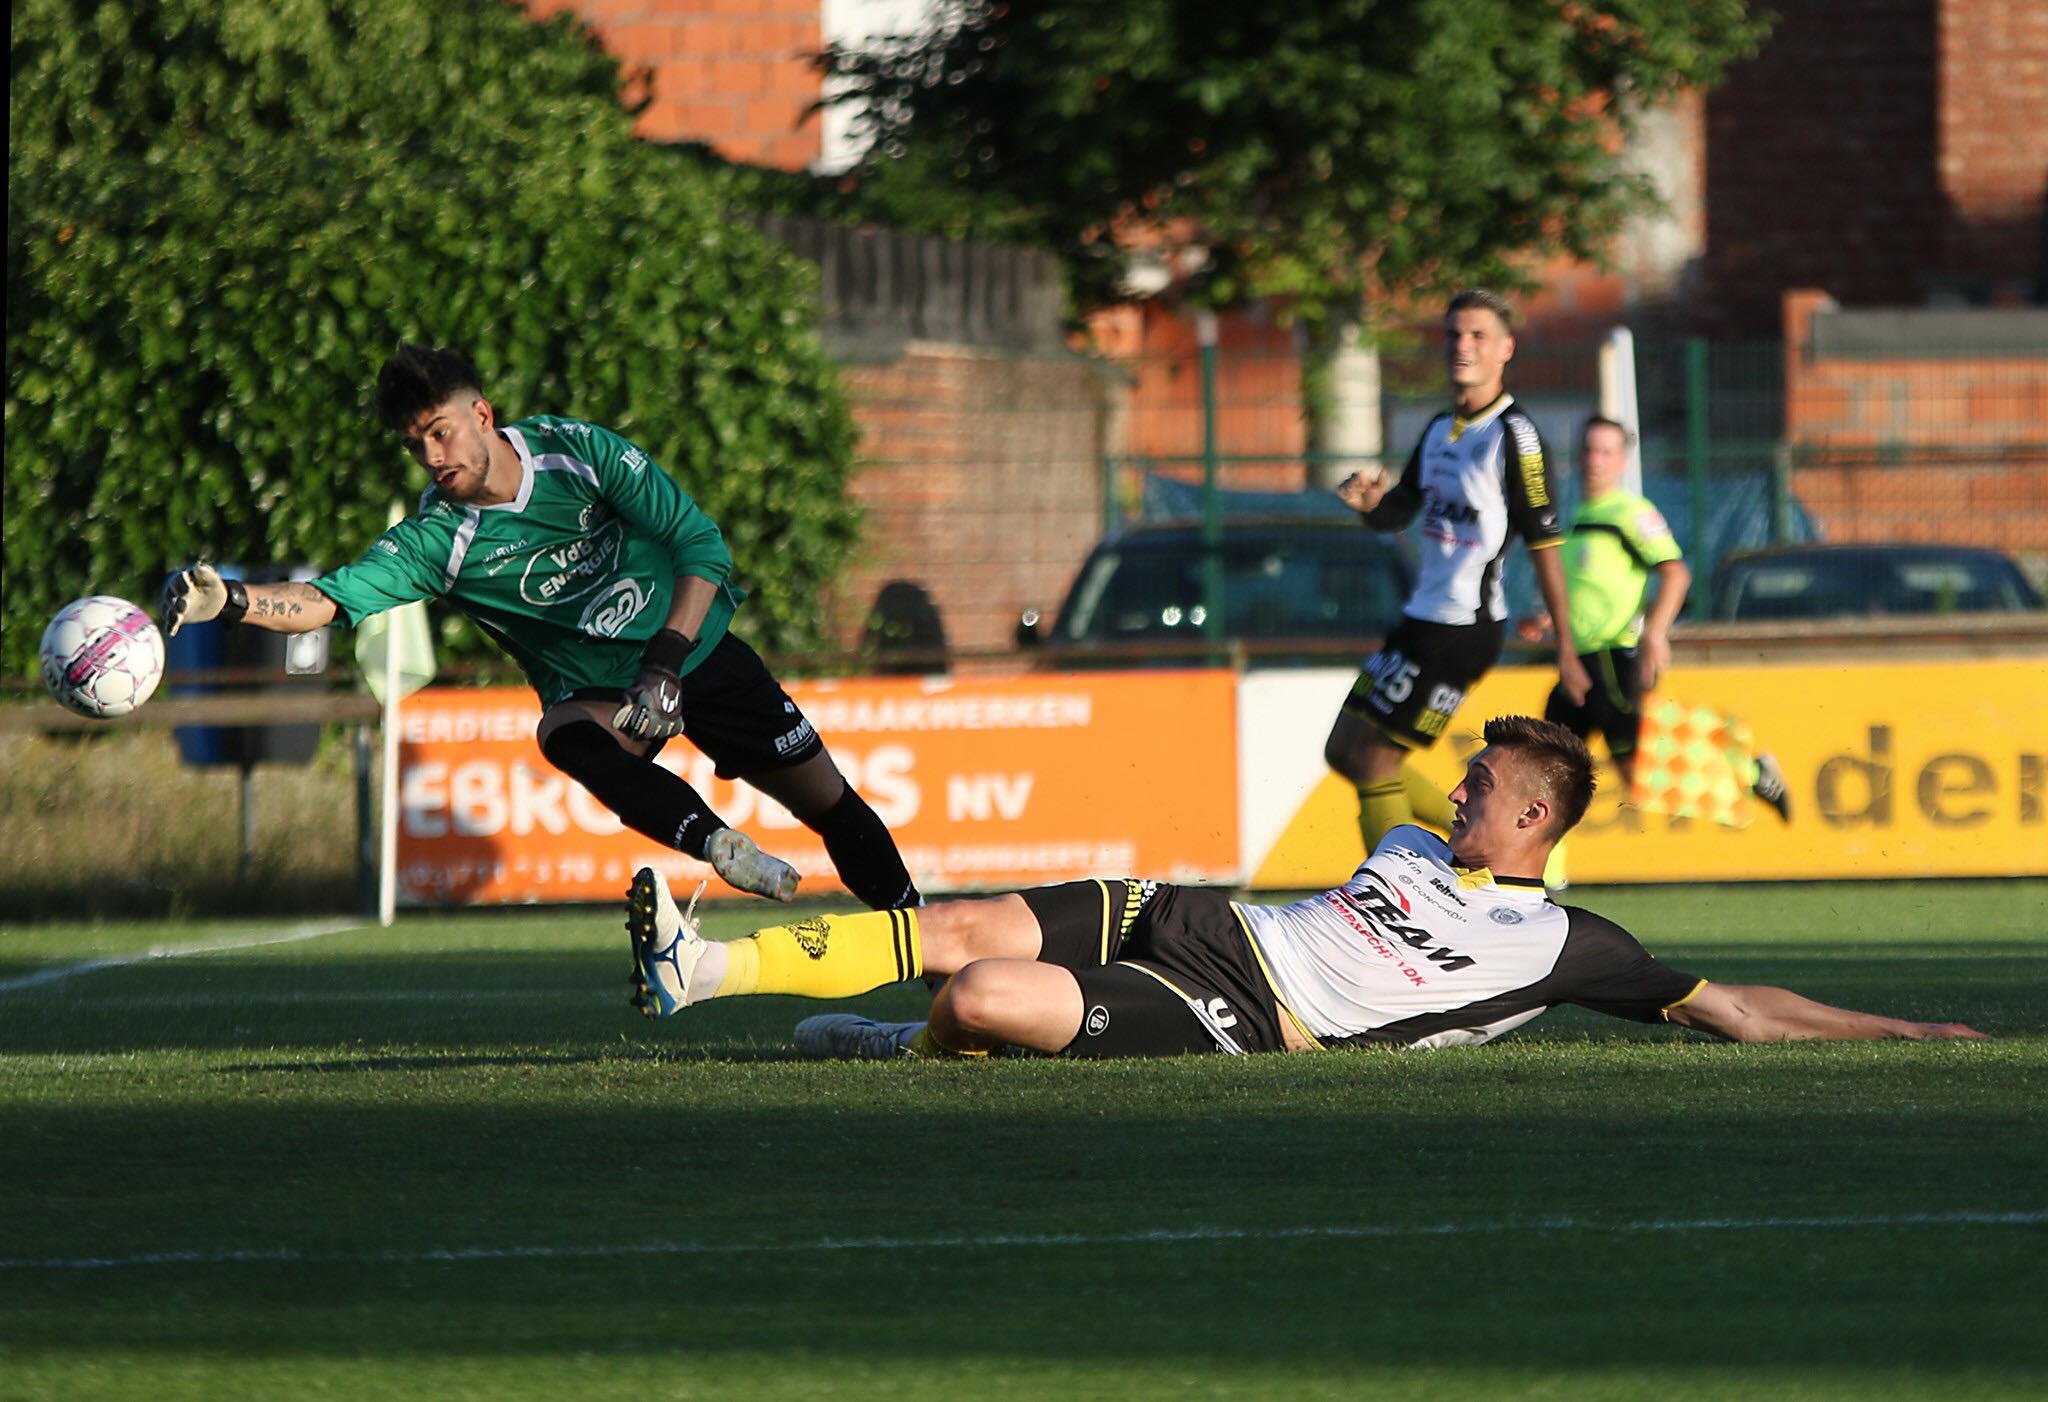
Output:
top-left (6, 0), bottom-right (861, 678)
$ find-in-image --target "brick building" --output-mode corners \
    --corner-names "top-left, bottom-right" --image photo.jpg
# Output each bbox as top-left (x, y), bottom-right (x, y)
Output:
top-left (518, 0), bottom-right (2048, 636)
top-left (1695, 0), bottom-right (2048, 337)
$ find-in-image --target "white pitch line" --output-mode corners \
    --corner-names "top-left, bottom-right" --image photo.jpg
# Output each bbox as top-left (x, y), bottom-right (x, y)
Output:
top-left (69, 990), bottom-right (593, 1008)
top-left (0, 920), bottom-right (362, 996)
top-left (4, 1209), bottom-right (2041, 1273)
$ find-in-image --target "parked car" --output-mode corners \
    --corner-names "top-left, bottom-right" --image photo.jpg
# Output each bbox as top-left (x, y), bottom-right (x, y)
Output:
top-left (1020, 519), bottom-right (1416, 663)
top-left (1710, 544), bottom-right (2043, 621)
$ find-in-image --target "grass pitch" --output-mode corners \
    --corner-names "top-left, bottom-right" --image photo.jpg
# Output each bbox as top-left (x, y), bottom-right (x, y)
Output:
top-left (2, 879), bottom-right (2044, 1400)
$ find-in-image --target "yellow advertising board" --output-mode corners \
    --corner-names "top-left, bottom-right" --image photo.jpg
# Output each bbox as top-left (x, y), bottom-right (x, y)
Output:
top-left (1247, 659), bottom-right (2047, 886)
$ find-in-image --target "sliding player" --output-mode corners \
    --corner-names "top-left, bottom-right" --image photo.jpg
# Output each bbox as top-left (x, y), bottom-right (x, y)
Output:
top-left (625, 717), bottom-right (1980, 1057)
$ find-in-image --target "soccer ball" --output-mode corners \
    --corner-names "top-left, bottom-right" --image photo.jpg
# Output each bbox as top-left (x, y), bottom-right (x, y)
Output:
top-left (39, 596), bottom-right (166, 719)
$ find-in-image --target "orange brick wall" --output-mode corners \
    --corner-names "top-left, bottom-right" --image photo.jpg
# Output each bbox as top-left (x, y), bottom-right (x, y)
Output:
top-left (1783, 290), bottom-right (2048, 549)
top-left (522, 0), bottom-right (822, 169)
top-left (1093, 302), bottom-right (1309, 491)
top-left (1938, 0), bottom-right (2048, 292)
top-left (833, 349), bottom-right (1113, 653)
top-left (1699, 0), bottom-right (1944, 337)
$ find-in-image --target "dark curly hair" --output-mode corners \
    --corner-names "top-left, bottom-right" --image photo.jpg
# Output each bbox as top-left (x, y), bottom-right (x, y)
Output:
top-left (373, 342), bottom-right (484, 433)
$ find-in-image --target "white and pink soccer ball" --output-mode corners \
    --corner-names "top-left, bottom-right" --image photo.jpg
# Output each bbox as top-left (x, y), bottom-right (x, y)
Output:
top-left (39, 596), bottom-right (166, 719)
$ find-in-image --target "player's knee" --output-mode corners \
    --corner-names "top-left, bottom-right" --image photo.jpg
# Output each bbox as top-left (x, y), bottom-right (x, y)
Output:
top-left (938, 963), bottom-right (1013, 1037)
top-left (1324, 728), bottom-right (1371, 780)
top-left (538, 717), bottom-right (619, 781)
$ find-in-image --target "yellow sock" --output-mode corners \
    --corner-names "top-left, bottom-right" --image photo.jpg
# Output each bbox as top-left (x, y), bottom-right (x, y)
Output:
top-left (907, 1026), bottom-right (988, 1059)
top-left (1401, 764), bottom-right (1455, 834)
top-left (717, 909), bottom-right (922, 1000)
top-left (1357, 779), bottom-right (1411, 854)
top-left (1543, 838), bottom-right (1569, 890)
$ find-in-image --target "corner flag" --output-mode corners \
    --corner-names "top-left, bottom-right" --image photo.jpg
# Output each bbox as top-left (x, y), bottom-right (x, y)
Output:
top-left (357, 505), bottom-right (437, 927)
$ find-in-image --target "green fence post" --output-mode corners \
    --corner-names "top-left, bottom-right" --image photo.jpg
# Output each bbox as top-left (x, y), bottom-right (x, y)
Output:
top-left (1685, 338), bottom-right (1711, 619)
top-left (1198, 311), bottom-right (1224, 648)
top-left (1770, 443), bottom-right (1793, 544)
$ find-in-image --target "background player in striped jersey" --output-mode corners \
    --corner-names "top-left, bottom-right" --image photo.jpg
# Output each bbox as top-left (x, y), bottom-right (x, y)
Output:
top-left (1324, 290), bottom-right (1593, 862)
top-left (1522, 416), bottom-right (1791, 837)
top-left (626, 717), bottom-right (1980, 1056)
top-left (159, 344), bottom-right (918, 911)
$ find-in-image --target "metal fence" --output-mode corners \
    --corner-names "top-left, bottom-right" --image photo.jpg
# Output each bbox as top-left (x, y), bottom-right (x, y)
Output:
top-left (1099, 333), bottom-right (2048, 632)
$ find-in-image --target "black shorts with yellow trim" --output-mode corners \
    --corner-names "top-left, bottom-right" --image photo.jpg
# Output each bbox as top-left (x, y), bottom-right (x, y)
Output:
top-left (1543, 646), bottom-right (1644, 757)
top-left (1340, 614), bottom-right (1504, 750)
top-left (1658, 977), bottom-right (1710, 1023)
top-left (1023, 881), bottom-right (1293, 1057)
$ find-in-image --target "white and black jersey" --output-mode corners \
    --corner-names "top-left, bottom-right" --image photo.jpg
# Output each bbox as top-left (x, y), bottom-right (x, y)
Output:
top-left (1365, 393), bottom-right (1563, 625)
top-left (1237, 827), bottom-right (1703, 1049)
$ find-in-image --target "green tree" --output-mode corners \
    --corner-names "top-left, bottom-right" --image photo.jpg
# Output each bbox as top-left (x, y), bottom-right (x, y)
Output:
top-left (823, 0), bottom-right (1768, 324)
top-left (6, 0), bottom-right (860, 681)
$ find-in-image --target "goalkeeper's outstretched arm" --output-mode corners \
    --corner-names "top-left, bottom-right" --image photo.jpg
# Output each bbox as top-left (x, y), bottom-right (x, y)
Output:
top-left (160, 565), bottom-right (337, 636)
top-left (1666, 982), bottom-right (1985, 1042)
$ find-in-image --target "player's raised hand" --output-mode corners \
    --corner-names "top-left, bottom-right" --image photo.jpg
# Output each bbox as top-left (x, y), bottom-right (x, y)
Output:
top-left (158, 564), bottom-right (246, 636)
top-left (1335, 467), bottom-right (1390, 514)
top-left (613, 628), bottom-right (694, 740)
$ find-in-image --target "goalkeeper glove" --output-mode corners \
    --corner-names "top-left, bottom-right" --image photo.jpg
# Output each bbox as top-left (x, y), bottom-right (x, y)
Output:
top-left (613, 628), bottom-right (695, 740)
top-left (160, 564), bottom-right (248, 637)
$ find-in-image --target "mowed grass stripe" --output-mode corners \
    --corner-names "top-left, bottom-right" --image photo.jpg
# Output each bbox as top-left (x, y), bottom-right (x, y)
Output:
top-left (7, 1207), bottom-right (2046, 1273)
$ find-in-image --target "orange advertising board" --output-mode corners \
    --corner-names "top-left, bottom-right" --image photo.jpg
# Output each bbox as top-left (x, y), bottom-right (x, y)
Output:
top-left (395, 671), bottom-right (1239, 905)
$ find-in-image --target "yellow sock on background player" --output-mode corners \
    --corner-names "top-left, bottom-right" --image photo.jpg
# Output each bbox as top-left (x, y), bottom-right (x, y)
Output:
top-left (1357, 778), bottom-right (1409, 852)
top-left (1358, 764), bottom-right (1455, 851)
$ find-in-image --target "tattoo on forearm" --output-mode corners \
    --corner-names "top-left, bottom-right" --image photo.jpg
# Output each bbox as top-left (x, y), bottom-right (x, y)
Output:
top-left (250, 582), bottom-right (328, 623)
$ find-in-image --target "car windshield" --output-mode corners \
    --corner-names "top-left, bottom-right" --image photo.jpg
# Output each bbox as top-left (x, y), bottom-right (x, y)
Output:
top-left (1720, 553), bottom-right (2034, 619)
top-left (1055, 537), bottom-right (1406, 642)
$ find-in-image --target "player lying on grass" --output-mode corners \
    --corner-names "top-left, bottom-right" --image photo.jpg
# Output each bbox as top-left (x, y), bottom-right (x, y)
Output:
top-left (158, 344), bottom-right (918, 909)
top-left (624, 715), bottom-right (1984, 1058)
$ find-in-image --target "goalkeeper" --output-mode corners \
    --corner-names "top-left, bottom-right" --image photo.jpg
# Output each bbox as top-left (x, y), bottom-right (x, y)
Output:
top-left (159, 343), bottom-right (919, 909)
top-left (1523, 416), bottom-right (1789, 821)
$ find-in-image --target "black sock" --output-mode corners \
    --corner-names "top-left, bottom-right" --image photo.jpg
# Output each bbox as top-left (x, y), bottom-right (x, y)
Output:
top-left (540, 721), bottom-right (725, 860)
top-left (805, 784), bottom-right (919, 910)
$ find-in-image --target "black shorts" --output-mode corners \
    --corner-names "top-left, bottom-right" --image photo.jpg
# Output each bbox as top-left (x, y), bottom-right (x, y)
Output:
top-left (567, 632), bottom-right (825, 779)
top-left (1018, 880), bottom-right (1287, 1057)
top-left (1341, 615), bottom-right (1504, 749)
top-left (1544, 647), bottom-right (1643, 758)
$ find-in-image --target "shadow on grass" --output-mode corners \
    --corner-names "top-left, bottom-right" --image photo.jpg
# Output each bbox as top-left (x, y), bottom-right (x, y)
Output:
top-left (3, 1091), bottom-right (2044, 1377)
top-left (0, 873), bottom-right (361, 922)
top-left (0, 944), bottom-right (2037, 1057)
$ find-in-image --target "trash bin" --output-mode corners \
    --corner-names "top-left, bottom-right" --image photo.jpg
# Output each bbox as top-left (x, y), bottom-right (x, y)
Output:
top-left (169, 564), bottom-right (331, 768)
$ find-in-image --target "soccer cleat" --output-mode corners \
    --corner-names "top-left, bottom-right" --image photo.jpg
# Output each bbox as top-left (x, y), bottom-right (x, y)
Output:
top-left (1751, 752), bottom-right (1793, 824)
top-left (705, 827), bottom-right (800, 902)
top-left (793, 1014), bottom-right (925, 1060)
top-left (626, 868), bottom-right (708, 1018)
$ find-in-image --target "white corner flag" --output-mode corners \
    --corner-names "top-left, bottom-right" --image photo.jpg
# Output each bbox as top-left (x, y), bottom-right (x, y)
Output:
top-left (1598, 325), bottom-right (1645, 497)
top-left (355, 505), bottom-right (437, 927)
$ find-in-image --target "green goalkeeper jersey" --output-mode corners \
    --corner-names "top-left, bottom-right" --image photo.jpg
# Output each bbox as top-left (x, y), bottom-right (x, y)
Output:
top-left (1561, 488), bottom-right (1683, 652)
top-left (313, 416), bottom-right (744, 708)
